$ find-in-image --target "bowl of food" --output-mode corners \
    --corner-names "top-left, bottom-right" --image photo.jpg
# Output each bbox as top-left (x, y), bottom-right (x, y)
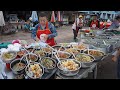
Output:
top-left (64, 48), bottom-right (80, 55)
top-left (72, 43), bottom-right (87, 51)
top-left (84, 49), bottom-right (105, 61)
top-left (57, 59), bottom-right (81, 76)
top-left (25, 62), bottom-right (44, 79)
top-left (34, 49), bottom-right (46, 58)
top-left (75, 53), bottom-right (95, 68)
top-left (40, 57), bottom-right (56, 73)
top-left (1, 51), bottom-right (17, 63)
top-left (42, 47), bottom-right (52, 53)
top-left (10, 59), bottom-right (27, 74)
top-left (52, 45), bottom-right (66, 51)
top-left (22, 53), bottom-right (38, 63)
top-left (14, 74), bottom-right (25, 79)
top-left (57, 51), bottom-right (71, 59)
top-left (17, 50), bottom-right (28, 58)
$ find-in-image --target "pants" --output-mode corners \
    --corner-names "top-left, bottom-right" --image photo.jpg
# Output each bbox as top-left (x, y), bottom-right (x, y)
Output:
top-left (73, 27), bottom-right (82, 39)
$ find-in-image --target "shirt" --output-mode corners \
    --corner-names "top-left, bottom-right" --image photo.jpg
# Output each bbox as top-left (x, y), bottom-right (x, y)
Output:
top-left (72, 18), bottom-right (83, 30)
top-left (108, 21), bottom-right (120, 29)
top-left (31, 22), bottom-right (57, 40)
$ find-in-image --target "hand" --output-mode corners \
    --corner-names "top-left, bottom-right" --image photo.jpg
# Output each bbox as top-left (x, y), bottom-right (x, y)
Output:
top-left (112, 56), bottom-right (117, 62)
top-left (44, 34), bottom-right (48, 40)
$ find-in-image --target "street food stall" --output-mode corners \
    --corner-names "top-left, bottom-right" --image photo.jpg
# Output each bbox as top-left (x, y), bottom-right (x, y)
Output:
top-left (0, 28), bottom-right (120, 79)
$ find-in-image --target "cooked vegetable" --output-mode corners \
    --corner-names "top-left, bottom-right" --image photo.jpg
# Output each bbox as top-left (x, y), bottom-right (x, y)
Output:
top-left (76, 54), bottom-right (94, 62)
top-left (41, 58), bottom-right (55, 69)
top-left (65, 48), bottom-right (79, 54)
top-left (58, 52), bottom-right (70, 59)
top-left (27, 54), bottom-right (38, 61)
top-left (12, 62), bottom-right (26, 71)
top-left (2, 52), bottom-right (15, 60)
top-left (14, 74), bottom-right (25, 79)
top-left (34, 50), bottom-right (45, 57)
top-left (42, 47), bottom-right (52, 53)
top-left (85, 50), bottom-right (104, 57)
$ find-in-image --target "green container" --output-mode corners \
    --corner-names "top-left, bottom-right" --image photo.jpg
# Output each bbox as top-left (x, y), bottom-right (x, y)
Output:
top-left (0, 42), bottom-right (12, 49)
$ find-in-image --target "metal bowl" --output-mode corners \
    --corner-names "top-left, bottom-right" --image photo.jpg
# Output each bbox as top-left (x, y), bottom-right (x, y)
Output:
top-left (1, 51), bottom-right (17, 63)
top-left (84, 49), bottom-right (105, 61)
top-left (22, 53), bottom-right (39, 63)
top-left (33, 49), bottom-right (46, 58)
top-left (40, 57), bottom-right (56, 73)
top-left (52, 45), bottom-right (66, 51)
top-left (57, 51), bottom-right (71, 59)
top-left (75, 53), bottom-right (95, 68)
top-left (10, 59), bottom-right (27, 74)
top-left (57, 59), bottom-right (81, 76)
top-left (25, 62), bottom-right (44, 79)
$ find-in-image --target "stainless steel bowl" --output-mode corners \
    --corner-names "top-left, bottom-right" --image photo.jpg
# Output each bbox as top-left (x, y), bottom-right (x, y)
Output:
top-left (22, 53), bottom-right (39, 63)
top-left (57, 59), bottom-right (81, 76)
top-left (10, 59), bottom-right (27, 74)
top-left (84, 49), bottom-right (105, 61)
top-left (25, 62), bottom-right (44, 79)
top-left (1, 51), bottom-right (17, 63)
top-left (39, 57), bottom-right (56, 73)
top-left (75, 53), bottom-right (95, 68)
top-left (57, 51), bottom-right (71, 59)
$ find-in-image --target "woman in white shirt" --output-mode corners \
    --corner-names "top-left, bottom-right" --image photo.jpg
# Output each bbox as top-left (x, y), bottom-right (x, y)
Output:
top-left (72, 15), bottom-right (83, 41)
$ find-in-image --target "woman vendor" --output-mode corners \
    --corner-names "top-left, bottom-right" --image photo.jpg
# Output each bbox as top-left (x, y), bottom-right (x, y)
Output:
top-left (31, 12), bottom-right (57, 46)
top-left (89, 14), bottom-right (100, 29)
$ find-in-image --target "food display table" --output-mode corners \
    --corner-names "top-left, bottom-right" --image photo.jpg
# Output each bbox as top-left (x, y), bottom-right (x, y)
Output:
top-left (0, 30), bottom-right (120, 79)
top-left (0, 59), bottom-right (57, 79)
top-left (55, 62), bottom-right (97, 79)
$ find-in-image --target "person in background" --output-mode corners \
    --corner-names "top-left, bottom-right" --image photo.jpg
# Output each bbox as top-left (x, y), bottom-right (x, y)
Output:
top-left (111, 16), bottom-right (120, 79)
top-left (112, 48), bottom-right (120, 79)
top-left (108, 15), bottom-right (120, 30)
top-left (31, 12), bottom-right (57, 46)
top-left (72, 15), bottom-right (84, 42)
top-left (89, 14), bottom-right (100, 29)
top-left (24, 19), bottom-right (32, 32)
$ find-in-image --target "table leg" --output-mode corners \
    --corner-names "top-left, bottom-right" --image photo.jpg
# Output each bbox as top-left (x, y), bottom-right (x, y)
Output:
top-left (93, 64), bottom-right (97, 79)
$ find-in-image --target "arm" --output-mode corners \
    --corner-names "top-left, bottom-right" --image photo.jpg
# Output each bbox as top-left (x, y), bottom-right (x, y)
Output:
top-left (31, 24), bottom-right (39, 41)
top-left (48, 22), bottom-right (57, 39)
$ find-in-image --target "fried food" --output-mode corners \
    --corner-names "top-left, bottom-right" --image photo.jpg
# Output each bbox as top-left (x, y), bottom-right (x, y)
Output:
top-left (60, 60), bottom-right (79, 71)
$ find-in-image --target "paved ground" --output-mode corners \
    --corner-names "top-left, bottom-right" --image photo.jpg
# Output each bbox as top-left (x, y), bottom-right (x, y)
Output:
top-left (0, 25), bottom-right (118, 79)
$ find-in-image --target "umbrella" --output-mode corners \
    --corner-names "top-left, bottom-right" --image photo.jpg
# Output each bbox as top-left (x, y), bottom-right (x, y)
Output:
top-left (0, 11), bottom-right (5, 26)
top-left (31, 11), bottom-right (38, 22)
top-left (57, 11), bottom-right (61, 21)
top-left (51, 11), bottom-right (56, 22)
top-left (100, 13), bottom-right (103, 19)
